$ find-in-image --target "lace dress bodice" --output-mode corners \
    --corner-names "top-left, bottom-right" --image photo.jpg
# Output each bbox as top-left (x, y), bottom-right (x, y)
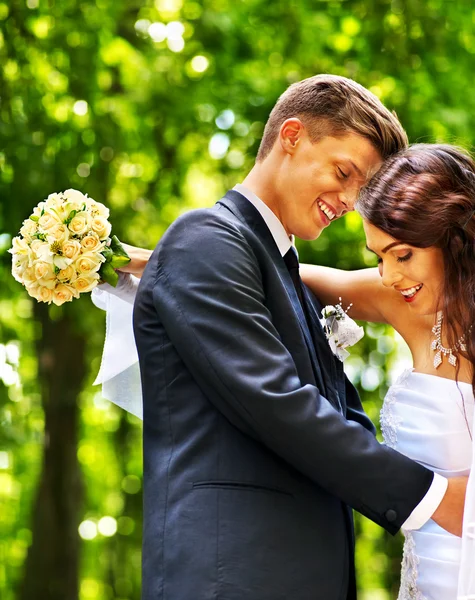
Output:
top-left (381, 370), bottom-right (474, 600)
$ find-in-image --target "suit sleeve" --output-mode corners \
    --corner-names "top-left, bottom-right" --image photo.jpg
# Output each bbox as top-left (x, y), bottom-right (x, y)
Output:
top-left (151, 210), bottom-right (434, 534)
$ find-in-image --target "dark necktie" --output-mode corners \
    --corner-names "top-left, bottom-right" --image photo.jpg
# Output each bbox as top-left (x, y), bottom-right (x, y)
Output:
top-left (283, 247), bottom-right (304, 306)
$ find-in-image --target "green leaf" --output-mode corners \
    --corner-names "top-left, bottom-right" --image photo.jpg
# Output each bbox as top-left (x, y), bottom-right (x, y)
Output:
top-left (101, 247), bottom-right (113, 262)
top-left (64, 209), bottom-right (77, 225)
top-left (30, 215), bottom-right (39, 222)
top-left (110, 235), bottom-right (130, 263)
top-left (99, 262), bottom-right (119, 287)
top-left (110, 255), bottom-right (131, 269)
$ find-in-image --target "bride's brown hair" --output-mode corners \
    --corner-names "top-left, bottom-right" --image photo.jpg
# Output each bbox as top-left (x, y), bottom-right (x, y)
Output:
top-left (357, 143), bottom-right (475, 397)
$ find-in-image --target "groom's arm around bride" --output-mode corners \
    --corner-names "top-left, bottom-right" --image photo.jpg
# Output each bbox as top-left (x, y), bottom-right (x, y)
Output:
top-left (132, 75), bottom-right (466, 600)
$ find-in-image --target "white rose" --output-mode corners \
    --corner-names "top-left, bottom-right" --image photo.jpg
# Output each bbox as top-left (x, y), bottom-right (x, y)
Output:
top-left (20, 219), bottom-right (38, 240)
top-left (75, 252), bottom-right (105, 274)
top-left (12, 260), bottom-right (27, 283)
top-left (61, 239), bottom-right (82, 261)
top-left (38, 211), bottom-right (62, 232)
top-left (46, 224), bottom-right (70, 245)
top-left (68, 212), bottom-right (91, 237)
top-left (53, 256), bottom-right (73, 271)
top-left (32, 241), bottom-right (53, 264)
top-left (53, 283), bottom-right (79, 306)
top-left (57, 264), bottom-right (78, 283)
top-left (73, 273), bottom-right (100, 294)
top-left (63, 189), bottom-right (87, 206)
top-left (80, 233), bottom-right (104, 253)
top-left (32, 202), bottom-right (46, 218)
top-left (9, 236), bottom-right (30, 255)
top-left (89, 201), bottom-right (110, 220)
top-left (44, 193), bottom-right (62, 211)
top-left (52, 201), bottom-right (75, 222)
top-left (90, 216), bottom-right (112, 240)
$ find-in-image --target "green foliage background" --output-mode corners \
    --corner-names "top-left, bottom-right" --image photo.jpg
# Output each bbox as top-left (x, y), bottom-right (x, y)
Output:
top-left (1, 0), bottom-right (475, 598)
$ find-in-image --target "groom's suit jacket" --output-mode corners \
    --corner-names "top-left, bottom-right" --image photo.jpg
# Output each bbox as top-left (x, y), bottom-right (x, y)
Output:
top-left (133, 190), bottom-right (434, 600)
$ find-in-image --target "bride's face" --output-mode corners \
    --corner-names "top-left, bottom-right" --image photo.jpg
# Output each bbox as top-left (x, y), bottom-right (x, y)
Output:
top-left (363, 220), bottom-right (444, 316)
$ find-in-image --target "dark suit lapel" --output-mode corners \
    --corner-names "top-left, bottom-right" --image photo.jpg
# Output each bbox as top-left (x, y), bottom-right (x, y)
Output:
top-left (218, 191), bottom-right (327, 396)
top-left (302, 286), bottom-right (345, 414)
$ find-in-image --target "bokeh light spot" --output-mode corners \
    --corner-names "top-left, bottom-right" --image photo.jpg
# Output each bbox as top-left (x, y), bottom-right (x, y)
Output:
top-left (79, 520), bottom-right (97, 540)
top-left (191, 55), bottom-right (209, 73)
top-left (73, 100), bottom-right (88, 116)
top-left (98, 516), bottom-right (117, 537)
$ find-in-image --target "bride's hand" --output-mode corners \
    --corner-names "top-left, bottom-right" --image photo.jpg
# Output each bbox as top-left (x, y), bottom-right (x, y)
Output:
top-left (118, 243), bottom-right (153, 278)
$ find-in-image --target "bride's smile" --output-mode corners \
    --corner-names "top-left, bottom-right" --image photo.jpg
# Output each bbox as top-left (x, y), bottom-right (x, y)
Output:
top-left (363, 219), bottom-right (444, 316)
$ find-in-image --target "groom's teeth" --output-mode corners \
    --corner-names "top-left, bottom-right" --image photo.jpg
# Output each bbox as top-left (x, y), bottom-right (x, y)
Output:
top-left (400, 284), bottom-right (423, 298)
top-left (318, 200), bottom-right (336, 221)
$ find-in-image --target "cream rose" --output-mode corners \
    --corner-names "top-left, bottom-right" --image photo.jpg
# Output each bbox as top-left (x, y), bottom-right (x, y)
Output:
top-left (25, 283), bottom-right (41, 300)
top-left (90, 216), bottom-right (111, 240)
top-left (61, 239), bottom-right (82, 261)
top-left (73, 273), bottom-right (100, 293)
top-left (34, 261), bottom-right (54, 280)
top-left (38, 211), bottom-right (62, 232)
top-left (34, 261), bottom-right (56, 289)
top-left (21, 267), bottom-right (37, 288)
top-left (20, 219), bottom-right (38, 240)
top-left (57, 264), bottom-right (78, 283)
top-left (75, 252), bottom-right (105, 274)
top-left (80, 233), bottom-right (104, 253)
top-left (36, 285), bottom-right (55, 304)
top-left (68, 212), bottom-right (91, 237)
top-left (53, 283), bottom-right (79, 306)
top-left (46, 224), bottom-right (70, 245)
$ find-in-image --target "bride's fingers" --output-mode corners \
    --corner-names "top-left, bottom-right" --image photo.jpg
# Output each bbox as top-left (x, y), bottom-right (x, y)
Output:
top-left (117, 244), bottom-right (153, 276)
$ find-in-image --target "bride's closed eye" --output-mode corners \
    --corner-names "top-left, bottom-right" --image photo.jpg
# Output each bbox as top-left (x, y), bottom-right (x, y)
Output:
top-left (396, 252), bottom-right (413, 263)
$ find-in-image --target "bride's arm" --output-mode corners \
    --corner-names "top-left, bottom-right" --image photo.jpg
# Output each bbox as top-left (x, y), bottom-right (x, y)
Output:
top-left (300, 264), bottom-right (392, 323)
top-left (94, 243), bottom-right (153, 305)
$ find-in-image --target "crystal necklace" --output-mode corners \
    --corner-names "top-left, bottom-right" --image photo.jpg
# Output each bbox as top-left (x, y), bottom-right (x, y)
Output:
top-left (431, 311), bottom-right (467, 368)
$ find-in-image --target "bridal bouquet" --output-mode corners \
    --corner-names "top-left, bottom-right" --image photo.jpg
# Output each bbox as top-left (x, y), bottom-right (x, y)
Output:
top-left (9, 189), bottom-right (130, 306)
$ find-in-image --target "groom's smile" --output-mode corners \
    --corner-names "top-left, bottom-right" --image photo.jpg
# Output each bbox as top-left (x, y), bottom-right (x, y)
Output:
top-left (271, 124), bottom-right (383, 241)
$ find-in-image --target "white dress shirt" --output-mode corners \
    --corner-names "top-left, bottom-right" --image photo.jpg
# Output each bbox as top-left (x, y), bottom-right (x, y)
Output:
top-left (233, 183), bottom-right (448, 531)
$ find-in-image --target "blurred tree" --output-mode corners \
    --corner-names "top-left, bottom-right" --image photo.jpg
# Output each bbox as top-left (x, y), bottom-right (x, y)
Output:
top-left (1, 0), bottom-right (475, 599)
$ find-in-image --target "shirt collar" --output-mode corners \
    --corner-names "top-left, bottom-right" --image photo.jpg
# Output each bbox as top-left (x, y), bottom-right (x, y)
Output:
top-left (233, 183), bottom-right (294, 257)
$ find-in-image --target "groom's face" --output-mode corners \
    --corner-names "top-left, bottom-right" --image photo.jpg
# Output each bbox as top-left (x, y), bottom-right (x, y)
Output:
top-left (274, 125), bottom-right (382, 240)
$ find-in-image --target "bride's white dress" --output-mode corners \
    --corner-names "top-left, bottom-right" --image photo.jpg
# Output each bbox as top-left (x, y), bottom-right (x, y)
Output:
top-left (381, 370), bottom-right (474, 599)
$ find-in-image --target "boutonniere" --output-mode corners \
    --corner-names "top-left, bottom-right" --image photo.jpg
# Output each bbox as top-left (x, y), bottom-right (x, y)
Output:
top-left (320, 298), bottom-right (364, 361)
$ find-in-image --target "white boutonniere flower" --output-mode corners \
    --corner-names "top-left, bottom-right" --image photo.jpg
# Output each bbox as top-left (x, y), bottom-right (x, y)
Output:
top-left (320, 298), bottom-right (364, 361)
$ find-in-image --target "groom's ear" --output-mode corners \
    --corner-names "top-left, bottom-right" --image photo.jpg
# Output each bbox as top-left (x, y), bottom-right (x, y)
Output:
top-left (279, 118), bottom-right (305, 155)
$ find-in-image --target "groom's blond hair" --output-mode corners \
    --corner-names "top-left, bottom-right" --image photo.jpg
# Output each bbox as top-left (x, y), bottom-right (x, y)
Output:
top-left (257, 74), bottom-right (408, 161)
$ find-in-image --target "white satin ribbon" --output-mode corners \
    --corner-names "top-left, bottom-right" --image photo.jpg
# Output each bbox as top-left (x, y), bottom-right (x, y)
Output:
top-left (91, 277), bottom-right (143, 419)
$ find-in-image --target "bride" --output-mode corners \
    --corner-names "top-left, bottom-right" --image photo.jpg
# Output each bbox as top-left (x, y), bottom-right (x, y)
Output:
top-left (301, 143), bottom-right (475, 600)
top-left (93, 143), bottom-right (475, 599)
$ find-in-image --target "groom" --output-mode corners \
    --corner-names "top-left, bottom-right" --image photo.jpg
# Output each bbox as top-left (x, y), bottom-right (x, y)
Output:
top-left (131, 75), bottom-right (465, 599)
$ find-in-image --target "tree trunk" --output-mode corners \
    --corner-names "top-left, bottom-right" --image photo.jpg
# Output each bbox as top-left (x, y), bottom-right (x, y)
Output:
top-left (19, 303), bottom-right (86, 600)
